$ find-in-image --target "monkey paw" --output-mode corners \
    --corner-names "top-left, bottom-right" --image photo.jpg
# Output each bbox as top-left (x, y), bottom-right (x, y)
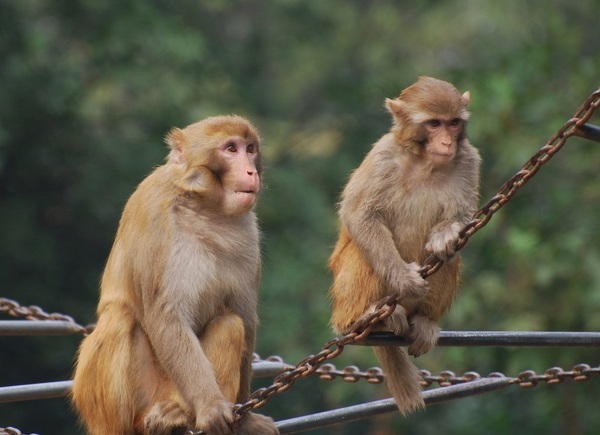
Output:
top-left (397, 262), bottom-right (430, 301)
top-left (193, 399), bottom-right (235, 435)
top-left (144, 401), bottom-right (191, 435)
top-left (407, 315), bottom-right (440, 357)
top-left (425, 221), bottom-right (462, 261)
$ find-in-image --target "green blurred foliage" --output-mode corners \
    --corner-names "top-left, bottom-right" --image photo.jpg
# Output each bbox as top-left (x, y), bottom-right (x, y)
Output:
top-left (1, 0), bottom-right (599, 433)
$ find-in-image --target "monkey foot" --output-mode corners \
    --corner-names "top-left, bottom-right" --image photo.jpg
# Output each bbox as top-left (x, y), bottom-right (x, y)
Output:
top-left (144, 401), bottom-right (191, 435)
top-left (408, 315), bottom-right (440, 357)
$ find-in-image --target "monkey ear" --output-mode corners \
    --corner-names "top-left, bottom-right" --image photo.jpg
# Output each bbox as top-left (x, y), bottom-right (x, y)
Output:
top-left (175, 167), bottom-right (219, 196)
top-left (460, 91), bottom-right (472, 121)
top-left (461, 91), bottom-right (471, 106)
top-left (165, 128), bottom-right (186, 164)
top-left (385, 98), bottom-right (402, 115)
top-left (385, 98), bottom-right (413, 126)
top-left (385, 98), bottom-right (406, 117)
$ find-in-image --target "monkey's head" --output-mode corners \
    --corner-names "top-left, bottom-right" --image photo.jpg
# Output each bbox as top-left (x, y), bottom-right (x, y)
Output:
top-left (165, 115), bottom-right (262, 215)
top-left (385, 77), bottom-right (471, 163)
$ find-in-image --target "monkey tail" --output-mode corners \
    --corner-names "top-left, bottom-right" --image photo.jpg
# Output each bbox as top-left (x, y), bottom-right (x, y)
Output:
top-left (373, 346), bottom-right (425, 415)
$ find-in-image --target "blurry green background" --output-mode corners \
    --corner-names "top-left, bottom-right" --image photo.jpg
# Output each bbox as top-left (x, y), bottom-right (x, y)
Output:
top-left (1, 1), bottom-right (599, 434)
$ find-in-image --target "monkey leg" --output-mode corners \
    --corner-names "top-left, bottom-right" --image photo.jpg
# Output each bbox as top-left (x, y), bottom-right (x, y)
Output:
top-left (329, 237), bottom-right (382, 334)
top-left (72, 304), bottom-right (139, 434)
top-left (200, 311), bottom-right (246, 402)
top-left (130, 325), bottom-right (194, 434)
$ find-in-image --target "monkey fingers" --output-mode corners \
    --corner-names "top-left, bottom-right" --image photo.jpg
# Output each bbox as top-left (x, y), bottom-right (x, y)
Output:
top-left (396, 262), bottom-right (430, 301)
top-left (194, 399), bottom-right (236, 435)
top-left (425, 221), bottom-right (462, 261)
top-left (407, 315), bottom-right (440, 357)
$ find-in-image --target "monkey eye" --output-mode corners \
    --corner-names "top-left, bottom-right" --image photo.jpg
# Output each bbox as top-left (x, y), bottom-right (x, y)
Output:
top-left (426, 119), bottom-right (441, 128)
top-left (449, 118), bottom-right (462, 127)
top-left (247, 143), bottom-right (256, 154)
top-left (225, 142), bottom-right (237, 153)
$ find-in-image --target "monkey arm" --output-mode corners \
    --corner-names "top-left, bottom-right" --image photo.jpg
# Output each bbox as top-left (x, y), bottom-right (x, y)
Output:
top-left (139, 297), bottom-right (238, 434)
top-left (141, 301), bottom-right (224, 405)
top-left (426, 143), bottom-right (480, 260)
top-left (339, 165), bottom-right (429, 299)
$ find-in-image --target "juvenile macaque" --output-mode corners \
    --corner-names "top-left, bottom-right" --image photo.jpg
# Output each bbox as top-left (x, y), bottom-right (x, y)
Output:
top-left (72, 116), bottom-right (279, 434)
top-left (329, 77), bottom-right (481, 414)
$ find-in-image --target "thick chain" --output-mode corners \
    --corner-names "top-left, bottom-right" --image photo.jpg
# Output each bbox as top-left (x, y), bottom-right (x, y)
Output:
top-left (3, 364), bottom-right (598, 435)
top-left (0, 297), bottom-right (91, 334)
top-left (0, 428), bottom-right (39, 435)
top-left (311, 360), bottom-right (600, 389)
top-left (233, 87), bottom-right (600, 423)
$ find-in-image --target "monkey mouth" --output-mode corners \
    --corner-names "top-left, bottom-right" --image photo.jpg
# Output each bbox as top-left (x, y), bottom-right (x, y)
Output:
top-left (430, 152), bottom-right (454, 159)
top-left (234, 190), bottom-right (258, 197)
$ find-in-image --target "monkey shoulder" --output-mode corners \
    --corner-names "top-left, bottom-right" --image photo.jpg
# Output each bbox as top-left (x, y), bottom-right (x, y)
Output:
top-left (346, 143), bottom-right (404, 194)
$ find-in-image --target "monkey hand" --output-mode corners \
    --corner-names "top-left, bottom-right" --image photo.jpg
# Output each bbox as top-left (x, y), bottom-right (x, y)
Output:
top-left (193, 399), bottom-right (236, 435)
top-left (391, 262), bottom-right (430, 301)
top-left (407, 315), bottom-right (440, 357)
top-left (425, 221), bottom-right (462, 262)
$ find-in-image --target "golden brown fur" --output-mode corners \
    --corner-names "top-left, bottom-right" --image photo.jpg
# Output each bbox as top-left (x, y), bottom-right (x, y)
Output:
top-left (329, 77), bottom-right (480, 415)
top-left (72, 115), bottom-right (278, 434)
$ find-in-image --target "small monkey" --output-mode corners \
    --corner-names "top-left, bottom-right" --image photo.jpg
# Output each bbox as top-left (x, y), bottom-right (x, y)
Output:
top-left (72, 116), bottom-right (279, 434)
top-left (329, 77), bottom-right (480, 415)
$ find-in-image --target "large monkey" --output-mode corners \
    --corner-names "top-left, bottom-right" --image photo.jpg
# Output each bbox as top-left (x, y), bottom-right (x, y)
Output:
top-left (72, 116), bottom-right (279, 435)
top-left (329, 77), bottom-right (481, 415)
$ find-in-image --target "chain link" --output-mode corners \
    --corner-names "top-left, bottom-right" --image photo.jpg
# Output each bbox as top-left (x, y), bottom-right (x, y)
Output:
top-left (267, 357), bottom-right (600, 390)
top-left (233, 87), bottom-right (600, 423)
top-left (1, 363), bottom-right (598, 435)
top-left (0, 428), bottom-right (40, 435)
top-left (0, 297), bottom-right (92, 334)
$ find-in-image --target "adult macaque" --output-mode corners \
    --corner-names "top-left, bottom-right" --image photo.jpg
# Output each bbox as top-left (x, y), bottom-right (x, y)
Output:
top-left (72, 115), bottom-right (279, 434)
top-left (329, 77), bottom-right (481, 415)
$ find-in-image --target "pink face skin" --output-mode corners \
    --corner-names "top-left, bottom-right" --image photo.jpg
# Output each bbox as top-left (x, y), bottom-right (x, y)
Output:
top-left (424, 118), bottom-right (463, 163)
top-left (219, 138), bottom-right (260, 214)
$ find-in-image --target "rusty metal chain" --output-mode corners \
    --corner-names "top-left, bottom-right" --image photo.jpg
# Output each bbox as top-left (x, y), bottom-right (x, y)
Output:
top-left (2, 363), bottom-right (598, 435)
top-left (421, 363), bottom-right (600, 389)
top-left (0, 428), bottom-right (40, 435)
top-left (289, 359), bottom-right (600, 389)
top-left (233, 87), bottom-right (600, 424)
top-left (317, 363), bottom-right (385, 384)
top-left (1, 363), bottom-right (596, 435)
top-left (0, 297), bottom-right (92, 334)
top-left (315, 362), bottom-right (599, 389)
